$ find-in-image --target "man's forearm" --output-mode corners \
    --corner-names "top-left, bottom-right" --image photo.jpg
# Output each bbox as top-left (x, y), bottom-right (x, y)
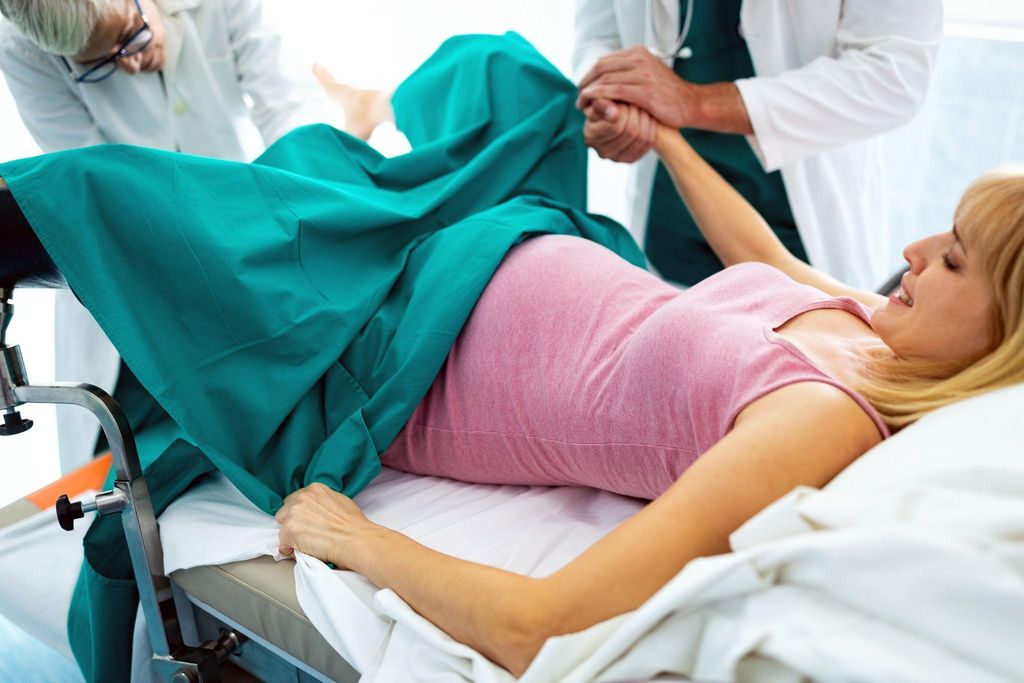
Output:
top-left (684, 81), bottom-right (754, 135)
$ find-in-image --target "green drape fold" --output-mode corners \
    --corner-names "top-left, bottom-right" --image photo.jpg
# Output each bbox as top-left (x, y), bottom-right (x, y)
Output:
top-left (0, 33), bottom-right (643, 680)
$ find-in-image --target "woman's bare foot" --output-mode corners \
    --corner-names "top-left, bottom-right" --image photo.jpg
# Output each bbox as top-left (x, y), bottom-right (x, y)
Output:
top-left (314, 63), bottom-right (393, 141)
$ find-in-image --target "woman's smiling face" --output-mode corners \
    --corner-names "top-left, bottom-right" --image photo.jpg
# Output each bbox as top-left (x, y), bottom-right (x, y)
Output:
top-left (871, 226), bottom-right (996, 367)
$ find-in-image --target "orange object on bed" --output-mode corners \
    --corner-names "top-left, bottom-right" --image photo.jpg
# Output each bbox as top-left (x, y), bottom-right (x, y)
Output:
top-left (25, 453), bottom-right (112, 510)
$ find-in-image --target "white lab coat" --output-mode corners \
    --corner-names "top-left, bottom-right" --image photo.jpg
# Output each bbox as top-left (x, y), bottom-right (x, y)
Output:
top-left (0, 0), bottom-right (331, 472)
top-left (574, 0), bottom-right (942, 289)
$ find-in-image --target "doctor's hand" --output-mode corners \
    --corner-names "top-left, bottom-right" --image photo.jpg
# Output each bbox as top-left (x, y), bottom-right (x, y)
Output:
top-left (577, 47), bottom-right (699, 130)
top-left (583, 98), bottom-right (658, 163)
top-left (276, 482), bottom-right (382, 570)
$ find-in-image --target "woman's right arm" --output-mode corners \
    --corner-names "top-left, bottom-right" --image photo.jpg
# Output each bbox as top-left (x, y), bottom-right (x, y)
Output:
top-left (277, 382), bottom-right (882, 676)
top-left (652, 124), bottom-right (886, 308)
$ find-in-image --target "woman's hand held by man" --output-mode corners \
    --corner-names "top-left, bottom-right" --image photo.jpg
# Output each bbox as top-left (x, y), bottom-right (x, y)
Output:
top-left (577, 47), bottom-right (699, 129)
top-left (582, 98), bottom-right (659, 163)
top-left (576, 47), bottom-right (753, 153)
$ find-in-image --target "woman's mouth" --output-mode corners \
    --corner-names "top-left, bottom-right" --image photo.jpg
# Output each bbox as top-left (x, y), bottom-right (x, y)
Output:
top-left (890, 288), bottom-right (914, 307)
top-left (892, 273), bottom-right (915, 307)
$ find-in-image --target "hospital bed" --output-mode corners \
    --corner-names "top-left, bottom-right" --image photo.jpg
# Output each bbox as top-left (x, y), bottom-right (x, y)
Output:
top-left (1, 182), bottom-right (913, 682)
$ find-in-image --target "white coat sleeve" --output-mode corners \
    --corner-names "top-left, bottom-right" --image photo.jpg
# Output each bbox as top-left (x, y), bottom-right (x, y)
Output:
top-left (735, 0), bottom-right (943, 172)
top-left (573, 0), bottom-right (623, 84)
top-left (222, 0), bottom-right (326, 146)
top-left (0, 31), bottom-right (106, 152)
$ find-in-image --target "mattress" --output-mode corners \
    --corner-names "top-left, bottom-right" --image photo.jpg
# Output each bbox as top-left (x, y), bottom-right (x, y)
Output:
top-left (0, 466), bottom-right (643, 680)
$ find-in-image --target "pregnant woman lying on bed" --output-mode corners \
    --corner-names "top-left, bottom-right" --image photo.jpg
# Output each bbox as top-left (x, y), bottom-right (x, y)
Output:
top-left (2, 34), bottom-right (1023, 679)
top-left (274, 89), bottom-right (1024, 679)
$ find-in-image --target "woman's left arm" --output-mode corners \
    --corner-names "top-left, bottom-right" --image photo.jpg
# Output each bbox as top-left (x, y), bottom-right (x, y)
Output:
top-left (654, 126), bottom-right (888, 309)
top-left (278, 382), bottom-right (882, 675)
top-left (276, 486), bottom-right (551, 673)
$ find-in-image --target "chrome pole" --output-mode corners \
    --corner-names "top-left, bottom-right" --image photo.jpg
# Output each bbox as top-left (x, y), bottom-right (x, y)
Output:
top-left (0, 288), bottom-right (240, 680)
top-left (14, 382), bottom-right (183, 658)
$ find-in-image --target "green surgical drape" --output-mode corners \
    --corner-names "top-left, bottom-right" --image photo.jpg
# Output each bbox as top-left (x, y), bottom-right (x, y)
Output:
top-left (0, 33), bottom-right (643, 680)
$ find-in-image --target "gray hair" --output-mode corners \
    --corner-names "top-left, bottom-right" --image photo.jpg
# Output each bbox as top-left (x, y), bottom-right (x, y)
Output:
top-left (0, 0), bottom-right (118, 56)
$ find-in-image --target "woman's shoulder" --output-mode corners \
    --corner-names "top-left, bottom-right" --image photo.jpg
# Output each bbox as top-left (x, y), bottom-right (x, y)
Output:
top-left (737, 381), bottom-right (887, 452)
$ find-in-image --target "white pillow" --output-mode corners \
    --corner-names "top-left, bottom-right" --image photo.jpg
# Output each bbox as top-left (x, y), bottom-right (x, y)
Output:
top-left (732, 381), bottom-right (1024, 550)
top-left (825, 381), bottom-right (1024, 496)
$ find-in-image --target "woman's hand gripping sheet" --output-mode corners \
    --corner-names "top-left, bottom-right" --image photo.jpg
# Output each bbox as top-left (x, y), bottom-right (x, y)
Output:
top-left (276, 483), bottom-right (380, 570)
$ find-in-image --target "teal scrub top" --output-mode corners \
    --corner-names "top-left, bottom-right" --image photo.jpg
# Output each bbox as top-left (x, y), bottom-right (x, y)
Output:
top-left (0, 33), bottom-right (644, 681)
top-left (645, 0), bottom-right (807, 285)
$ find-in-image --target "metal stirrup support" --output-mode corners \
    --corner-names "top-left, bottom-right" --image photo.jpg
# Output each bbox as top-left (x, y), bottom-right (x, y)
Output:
top-left (0, 287), bottom-right (243, 681)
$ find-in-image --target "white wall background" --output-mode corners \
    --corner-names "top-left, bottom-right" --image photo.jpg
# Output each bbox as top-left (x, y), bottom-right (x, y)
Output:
top-left (0, 1), bottom-right (1022, 507)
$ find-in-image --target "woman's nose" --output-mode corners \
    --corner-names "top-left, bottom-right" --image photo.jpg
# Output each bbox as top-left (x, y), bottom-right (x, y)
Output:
top-left (904, 233), bottom-right (948, 273)
top-left (903, 239), bottom-right (927, 274)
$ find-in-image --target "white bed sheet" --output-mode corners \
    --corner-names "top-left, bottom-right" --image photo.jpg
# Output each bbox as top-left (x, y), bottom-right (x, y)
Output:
top-left (0, 465), bottom-right (644, 682)
top-left (159, 467), bottom-right (644, 677)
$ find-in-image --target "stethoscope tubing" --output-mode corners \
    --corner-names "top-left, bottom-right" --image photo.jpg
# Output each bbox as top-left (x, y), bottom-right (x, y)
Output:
top-left (647, 0), bottom-right (695, 59)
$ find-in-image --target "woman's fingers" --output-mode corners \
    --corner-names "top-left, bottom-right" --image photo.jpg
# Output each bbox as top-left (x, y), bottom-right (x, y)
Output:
top-left (619, 107), bottom-right (649, 161)
top-left (622, 111), bottom-right (655, 162)
top-left (607, 106), bottom-right (639, 158)
top-left (275, 482), bottom-right (373, 565)
top-left (584, 102), bottom-right (655, 163)
top-left (591, 98), bottom-right (619, 122)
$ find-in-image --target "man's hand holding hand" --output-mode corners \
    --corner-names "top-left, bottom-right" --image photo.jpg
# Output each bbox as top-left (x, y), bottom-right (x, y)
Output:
top-left (583, 98), bottom-right (658, 163)
top-left (577, 47), bottom-right (700, 129)
top-left (577, 47), bottom-right (753, 138)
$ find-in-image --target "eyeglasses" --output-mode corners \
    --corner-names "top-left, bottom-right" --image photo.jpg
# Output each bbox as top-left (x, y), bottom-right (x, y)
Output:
top-left (61, 0), bottom-right (154, 84)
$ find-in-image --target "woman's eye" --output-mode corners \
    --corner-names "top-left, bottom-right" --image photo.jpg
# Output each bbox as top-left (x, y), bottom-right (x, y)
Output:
top-left (943, 251), bottom-right (960, 272)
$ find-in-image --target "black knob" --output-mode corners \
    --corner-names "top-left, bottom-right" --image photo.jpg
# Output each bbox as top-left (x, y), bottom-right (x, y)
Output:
top-left (0, 411), bottom-right (32, 436)
top-left (55, 494), bottom-right (85, 531)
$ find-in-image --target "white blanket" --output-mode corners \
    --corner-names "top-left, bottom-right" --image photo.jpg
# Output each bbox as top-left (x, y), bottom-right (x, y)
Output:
top-left (158, 383), bottom-right (1024, 683)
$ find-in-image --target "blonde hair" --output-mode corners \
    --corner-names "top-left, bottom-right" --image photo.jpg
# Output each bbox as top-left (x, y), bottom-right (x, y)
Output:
top-left (858, 167), bottom-right (1024, 430)
top-left (0, 0), bottom-right (117, 56)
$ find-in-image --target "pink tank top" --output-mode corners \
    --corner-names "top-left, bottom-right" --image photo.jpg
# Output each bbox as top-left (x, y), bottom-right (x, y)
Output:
top-left (382, 235), bottom-right (890, 500)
